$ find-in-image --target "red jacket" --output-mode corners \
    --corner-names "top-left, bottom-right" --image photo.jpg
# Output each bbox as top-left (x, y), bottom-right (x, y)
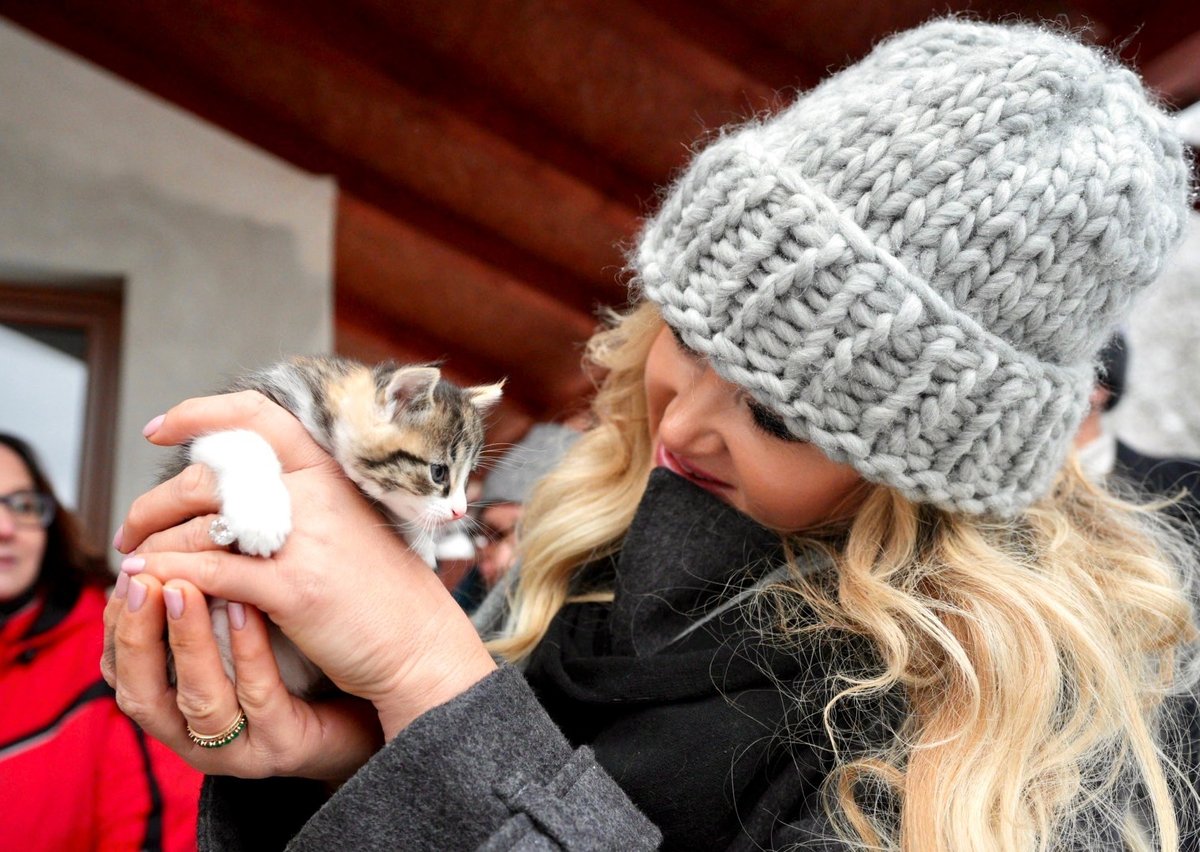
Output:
top-left (0, 584), bottom-right (202, 851)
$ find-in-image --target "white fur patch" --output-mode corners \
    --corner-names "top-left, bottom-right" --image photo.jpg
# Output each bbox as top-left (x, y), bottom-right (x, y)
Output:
top-left (190, 429), bottom-right (291, 556)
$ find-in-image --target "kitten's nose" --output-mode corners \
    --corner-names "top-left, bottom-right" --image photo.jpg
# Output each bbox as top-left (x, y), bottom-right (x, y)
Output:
top-left (450, 507), bottom-right (466, 521)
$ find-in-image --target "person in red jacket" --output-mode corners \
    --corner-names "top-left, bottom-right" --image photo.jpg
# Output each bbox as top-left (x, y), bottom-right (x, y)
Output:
top-left (0, 432), bottom-right (202, 851)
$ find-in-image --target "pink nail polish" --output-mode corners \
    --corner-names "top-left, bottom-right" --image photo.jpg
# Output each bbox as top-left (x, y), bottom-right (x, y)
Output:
top-left (121, 556), bottom-right (145, 575)
top-left (163, 587), bottom-right (184, 620)
top-left (228, 601), bottom-right (247, 630)
top-left (127, 579), bottom-right (147, 613)
top-left (142, 414), bottom-right (165, 437)
top-left (112, 526), bottom-right (124, 552)
top-left (113, 571), bottom-right (130, 600)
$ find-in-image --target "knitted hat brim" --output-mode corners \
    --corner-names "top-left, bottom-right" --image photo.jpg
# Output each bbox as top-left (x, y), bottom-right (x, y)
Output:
top-left (642, 167), bottom-right (1094, 516)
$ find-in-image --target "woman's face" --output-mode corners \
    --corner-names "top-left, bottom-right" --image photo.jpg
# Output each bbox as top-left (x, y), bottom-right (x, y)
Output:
top-left (644, 325), bottom-right (865, 532)
top-left (0, 445), bottom-right (48, 602)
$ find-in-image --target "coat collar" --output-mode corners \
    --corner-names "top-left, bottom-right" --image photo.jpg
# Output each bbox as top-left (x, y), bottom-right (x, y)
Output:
top-left (608, 468), bottom-right (790, 656)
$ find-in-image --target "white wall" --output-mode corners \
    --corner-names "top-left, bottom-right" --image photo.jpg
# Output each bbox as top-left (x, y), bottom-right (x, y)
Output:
top-left (0, 20), bottom-right (335, 552)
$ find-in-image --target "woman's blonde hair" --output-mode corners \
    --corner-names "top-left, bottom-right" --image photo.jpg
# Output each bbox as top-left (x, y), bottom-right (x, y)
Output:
top-left (489, 302), bottom-right (1200, 850)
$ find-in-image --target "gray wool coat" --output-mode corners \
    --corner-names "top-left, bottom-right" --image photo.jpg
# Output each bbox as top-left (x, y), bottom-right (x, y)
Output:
top-left (199, 664), bottom-right (660, 850)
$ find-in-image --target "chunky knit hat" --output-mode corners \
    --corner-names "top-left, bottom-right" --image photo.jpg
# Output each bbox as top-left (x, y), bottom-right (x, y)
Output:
top-left (637, 18), bottom-right (1191, 515)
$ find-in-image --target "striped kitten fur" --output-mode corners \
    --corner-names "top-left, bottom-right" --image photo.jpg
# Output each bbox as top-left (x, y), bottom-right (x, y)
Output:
top-left (167, 355), bottom-right (502, 696)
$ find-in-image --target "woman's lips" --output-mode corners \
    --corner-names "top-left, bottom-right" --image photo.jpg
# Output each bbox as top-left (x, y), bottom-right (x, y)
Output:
top-left (655, 443), bottom-right (731, 491)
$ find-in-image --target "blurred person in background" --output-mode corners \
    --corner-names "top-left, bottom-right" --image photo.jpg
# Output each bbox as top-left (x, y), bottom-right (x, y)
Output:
top-left (1076, 332), bottom-right (1200, 524)
top-left (0, 433), bottom-right (202, 851)
top-left (453, 423), bottom-right (579, 612)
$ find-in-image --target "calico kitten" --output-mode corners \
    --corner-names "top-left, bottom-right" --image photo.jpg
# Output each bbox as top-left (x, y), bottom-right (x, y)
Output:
top-left (165, 355), bottom-right (502, 696)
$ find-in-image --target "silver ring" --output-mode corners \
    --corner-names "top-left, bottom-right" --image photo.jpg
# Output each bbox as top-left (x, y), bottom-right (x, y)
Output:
top-left (209, 516), bottom-right (236, 547)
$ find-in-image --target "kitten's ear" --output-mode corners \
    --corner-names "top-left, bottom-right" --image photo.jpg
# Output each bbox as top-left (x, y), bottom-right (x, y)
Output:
top-left (385, 366), bottom-right (441, 417)
top-left (467, 381), bottom-right (504, 413)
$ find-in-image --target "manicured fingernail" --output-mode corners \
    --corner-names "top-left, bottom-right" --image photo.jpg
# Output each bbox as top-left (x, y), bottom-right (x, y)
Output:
top-left (163, 586), bottom-right (184, 620)
top-left (228, 601), bottom-right (246, 630)
top-left (142, 414), bottom-right (165, 437)
top-left (127, 579), bottom-right (148, 613)
top-left (112, 525), bottom-right (124, 551)
top-left (121, 556), bottom-right (145, 575)
top-left (113, 571), bottom-right (130, 600)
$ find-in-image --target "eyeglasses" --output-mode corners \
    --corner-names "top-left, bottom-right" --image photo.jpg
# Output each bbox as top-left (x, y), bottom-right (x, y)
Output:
top-left (0, 490), bottom-right (55, 528)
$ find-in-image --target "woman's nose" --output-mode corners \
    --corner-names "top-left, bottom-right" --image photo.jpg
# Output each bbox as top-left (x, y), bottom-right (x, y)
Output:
top-left (657, 368), bottom-right (729, 454)
top-left (0, 505), bottom-right (16, 538)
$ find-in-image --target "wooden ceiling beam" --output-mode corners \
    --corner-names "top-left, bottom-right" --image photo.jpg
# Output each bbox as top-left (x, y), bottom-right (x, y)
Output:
top-left (336, 194), bottom-right (598, 412)
top-left (347, 0), bottom-right (781, 185)
top-left (633, 0), bottom-right (825, 93)
top-left (0, 2), bottom-right (632, 315)
top-left (335, 306), bottom-right (539, 446)
top-left (0, 0), bottom-right (639, 294)
top-left (1142, 30), bottom-right (1200, 106)
top-left (705, 0), bottom-right (955, 72)
top-left (1107, 0), bottom-right (1200, 69)
top-left (259, 0), bottom-right (653, 210)
top-left (700, 0), bottom-right (1189, 73)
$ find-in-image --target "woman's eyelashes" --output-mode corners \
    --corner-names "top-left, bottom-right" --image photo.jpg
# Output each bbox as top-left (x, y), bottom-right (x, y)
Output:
top-left (747, 400), bottom-right (802, 442)
top-left (668, 324), bottom-right (799, 442)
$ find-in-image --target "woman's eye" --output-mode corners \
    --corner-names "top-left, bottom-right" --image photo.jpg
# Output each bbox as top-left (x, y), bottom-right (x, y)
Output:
top-left (430, 463), bottom-right (449, 485)
top-left (748, 401), bottom-right (801, 442)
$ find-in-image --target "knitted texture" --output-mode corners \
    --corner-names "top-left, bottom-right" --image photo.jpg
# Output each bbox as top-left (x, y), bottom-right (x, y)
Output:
top-left (637, 18), bottom-right (1191, 515)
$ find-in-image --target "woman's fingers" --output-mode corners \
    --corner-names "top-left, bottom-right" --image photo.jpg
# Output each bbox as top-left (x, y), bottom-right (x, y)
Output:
top-left (136, 514), bottom-right (229, 557)
top-left (123, 550), bottom-right (290, 616)
top-left (228, 601), bottom-right (287, 718)
top-left (163, 582), bottom-right (243, 740)
top-left (110, 575), bottom-right (191, 752)
top-left (144, 390), bottom-right (330, 471)
top-left (118, 464), bottom-right (221, 554)
top-left (107, 574), bottom-right (380, 781)
top-left (227, 603), bottom-right (385, 781)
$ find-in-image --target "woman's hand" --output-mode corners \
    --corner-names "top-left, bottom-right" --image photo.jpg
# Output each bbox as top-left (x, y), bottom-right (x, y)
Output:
top-left (102, 576), bottom-right (382, 781)
top-left (108, 391), bottom-right (496, 743)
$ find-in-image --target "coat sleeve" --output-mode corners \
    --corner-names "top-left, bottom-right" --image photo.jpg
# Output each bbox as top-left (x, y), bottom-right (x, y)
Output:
top-left (200, 665), bottom-right (661, 851)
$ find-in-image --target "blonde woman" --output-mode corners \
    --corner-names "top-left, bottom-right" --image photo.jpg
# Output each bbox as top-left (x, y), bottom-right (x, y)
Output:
top-left (104, 18), bottom-right (1199, 851)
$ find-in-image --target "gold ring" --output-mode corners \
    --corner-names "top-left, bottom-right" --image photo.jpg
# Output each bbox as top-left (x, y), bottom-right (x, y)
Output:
top-left (186, 708), bottom-right (247, 749)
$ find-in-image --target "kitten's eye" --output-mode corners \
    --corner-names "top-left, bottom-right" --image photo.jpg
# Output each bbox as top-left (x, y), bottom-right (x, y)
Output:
top-left (429, 463), bottom-right (449, 485)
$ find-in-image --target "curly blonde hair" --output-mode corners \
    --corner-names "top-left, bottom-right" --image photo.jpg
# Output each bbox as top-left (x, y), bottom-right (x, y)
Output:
top-left (489, 302), bottom-right (1200, 850)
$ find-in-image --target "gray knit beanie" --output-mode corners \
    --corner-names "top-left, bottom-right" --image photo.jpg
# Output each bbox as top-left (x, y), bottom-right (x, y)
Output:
top-left (637, 18), bottom-right (1191, 515)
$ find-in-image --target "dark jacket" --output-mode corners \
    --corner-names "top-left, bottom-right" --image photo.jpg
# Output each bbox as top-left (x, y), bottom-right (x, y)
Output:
top-left (0, 584), bottom-right (202, 851)
top-left (198, 471), bottom-right (852, 850)
top-left (197, 470), bottom-right (1200, 850)
top-left (1115, 441), bottom-right (1200, 527)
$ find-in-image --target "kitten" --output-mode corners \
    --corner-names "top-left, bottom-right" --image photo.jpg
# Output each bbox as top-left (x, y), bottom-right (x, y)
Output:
top-left (164, 355), bottom-right (502, 696)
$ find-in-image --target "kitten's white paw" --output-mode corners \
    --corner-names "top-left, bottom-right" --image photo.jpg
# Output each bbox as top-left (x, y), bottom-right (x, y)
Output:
top-left (221, 486), bottom-right (292, 556)
top-left (191, 429), bottom-right (293, 557)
